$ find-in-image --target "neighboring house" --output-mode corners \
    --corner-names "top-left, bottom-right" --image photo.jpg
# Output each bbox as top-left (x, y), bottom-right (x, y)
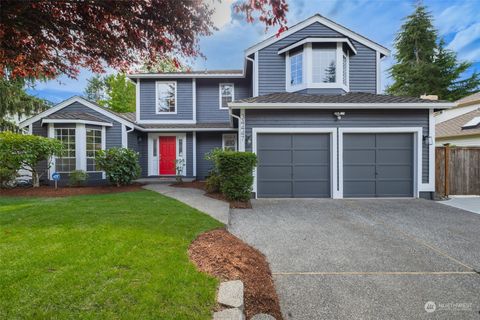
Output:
top-left (435, 92), bottom-right (480, 146)
top-left (19, 14), bottom-right (455, 199)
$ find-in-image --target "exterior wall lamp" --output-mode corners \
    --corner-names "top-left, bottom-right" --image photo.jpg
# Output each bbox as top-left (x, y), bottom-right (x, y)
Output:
top-left (334, 111), bottom-right (345, 120)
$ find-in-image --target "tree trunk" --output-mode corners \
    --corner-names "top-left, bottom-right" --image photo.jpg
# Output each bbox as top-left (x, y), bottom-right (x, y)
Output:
top-left (32, 172), bottom-right (40, 188)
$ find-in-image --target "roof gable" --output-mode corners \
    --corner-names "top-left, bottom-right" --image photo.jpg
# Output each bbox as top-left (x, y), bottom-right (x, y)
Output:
top-left (19, 96), bottom-right (140, 130)
top-left (245, 14), bottom-right (390, 57)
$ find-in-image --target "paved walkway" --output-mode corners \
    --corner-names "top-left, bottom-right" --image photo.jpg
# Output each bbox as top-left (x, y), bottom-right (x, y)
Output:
top-left (143, 184), bottom-right (230, 224)
top-left (439, 196), bottom-right (480, 214)
top-left (229, 199), bottom-right (480, 319)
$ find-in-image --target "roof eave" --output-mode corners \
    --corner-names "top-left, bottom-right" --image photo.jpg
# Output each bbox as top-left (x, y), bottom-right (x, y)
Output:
top-left (229, 102), bottom-right (456, 109)
top-left (127, 73), bottom-right (245, 80)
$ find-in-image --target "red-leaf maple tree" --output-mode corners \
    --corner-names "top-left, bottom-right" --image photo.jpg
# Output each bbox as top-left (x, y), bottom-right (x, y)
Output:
top-left (0, 0), bottom-right (288, 80)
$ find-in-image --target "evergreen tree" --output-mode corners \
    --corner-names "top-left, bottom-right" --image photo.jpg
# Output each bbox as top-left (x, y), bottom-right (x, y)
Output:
top-left (84, 75), bottom-right (106, 103)
top-left (387, 4), bottom-right (479, 100)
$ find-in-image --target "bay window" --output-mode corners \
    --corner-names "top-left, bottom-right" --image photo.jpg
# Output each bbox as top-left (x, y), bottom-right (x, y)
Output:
top-left (290, 51), bottom-right (303, 86)
top-left (55, 128), bottom-right (76, 172)
top-left (312, 47), bottom-right (336, 83)
top-left (86, 128), bottom-right (102, 172)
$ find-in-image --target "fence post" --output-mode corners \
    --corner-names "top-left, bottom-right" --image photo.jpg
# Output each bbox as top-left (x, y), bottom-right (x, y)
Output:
top-left (444, 145), bottom-right (449, 197)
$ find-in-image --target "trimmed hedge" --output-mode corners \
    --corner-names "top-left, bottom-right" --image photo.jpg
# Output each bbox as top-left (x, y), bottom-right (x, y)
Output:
top-left (96, 147), bottom-right (141, 187)
top-left (217, 151), bottom-right (257, 201)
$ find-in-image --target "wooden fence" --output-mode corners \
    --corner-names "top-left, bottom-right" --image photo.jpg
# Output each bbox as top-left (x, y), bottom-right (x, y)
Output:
top-left (435, 146), bottom-right (480, 196)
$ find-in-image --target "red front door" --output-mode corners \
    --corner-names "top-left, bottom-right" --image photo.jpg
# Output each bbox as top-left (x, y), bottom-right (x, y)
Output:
top-left (159, 137), bottom-right (176, 175)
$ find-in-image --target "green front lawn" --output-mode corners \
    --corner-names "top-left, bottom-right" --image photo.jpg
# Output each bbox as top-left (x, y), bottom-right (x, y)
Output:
top-left (0, 190), bottom-right (223, 319)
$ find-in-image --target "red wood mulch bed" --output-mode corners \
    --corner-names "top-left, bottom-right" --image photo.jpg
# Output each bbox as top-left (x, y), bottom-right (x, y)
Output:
top-left (0, 184), bottom-right (144, 197)
top-left (171, 181), bottom-right (252, 209)
top-left (189, 229), bottom-right (283, 320)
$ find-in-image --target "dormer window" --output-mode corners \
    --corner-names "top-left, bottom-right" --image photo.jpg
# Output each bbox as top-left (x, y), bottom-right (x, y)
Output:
top-left (282, 38), bottom-right (355, 92)
top-left (290, 51), bottom-right (303, 85)
top-left (312, 47), bottom-right (336, 83)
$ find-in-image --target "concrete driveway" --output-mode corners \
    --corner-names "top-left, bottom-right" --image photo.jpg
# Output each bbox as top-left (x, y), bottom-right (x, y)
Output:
top-left (229, 199), bottom-right (480, 319)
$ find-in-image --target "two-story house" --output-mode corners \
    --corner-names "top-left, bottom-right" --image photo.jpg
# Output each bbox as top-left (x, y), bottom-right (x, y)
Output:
top-left (19, 14), bottom-right (455, 199)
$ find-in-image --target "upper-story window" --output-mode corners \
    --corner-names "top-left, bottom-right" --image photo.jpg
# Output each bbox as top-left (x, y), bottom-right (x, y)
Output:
top-left (219, 83), bottom-right (235, 109)
top-left (312, 48), bottom-right (336, 83)
top-left (290, 51), bottom-right (303, 85)
top-left (284, 40), bottom-right (353, 92)
top-left (156, 81), bottom-right (176, 114)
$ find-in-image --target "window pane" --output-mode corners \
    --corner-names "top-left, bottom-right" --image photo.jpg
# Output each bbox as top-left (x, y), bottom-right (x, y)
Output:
top-left (54, 128), bottom-right (76, 173)
top-left (86, 129), bottom-right (102, 171)
top-left (178, 139), bottom-right (183, 157)
top-left (157, 82), bottom-right (176, 113)
top-left (312, 48), bottom-right (336, 83)
top-left (223, 134), bottom-right (237, 151)
top-left (220, 84), bottom-right (234, 108)
top-left (290, 53), bottom-right (303, 85)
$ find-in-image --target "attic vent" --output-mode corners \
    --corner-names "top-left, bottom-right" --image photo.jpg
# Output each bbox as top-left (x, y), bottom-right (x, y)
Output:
top-left (420, 94), bottom-right (438, 101)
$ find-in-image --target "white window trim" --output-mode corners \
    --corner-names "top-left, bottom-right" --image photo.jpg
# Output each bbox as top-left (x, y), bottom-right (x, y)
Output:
top-left (155, 81), bottom-right (177, 115)
top-left (338, 127), bottom-right (423, 198)
top-left (222, 133), bottom-right (238, 151)
top-left (251, 128), bottom-right (339, 199)
top-left (147, 132), bottom-right (187, 176)
top-left (85, 127), bottom-right (103, 173)
top-left (286, 42), bottom-right (349, 92)
top-left (52, 126), bottom-right (78, 174)
top-left (219, 83), bottom-right (235, 110)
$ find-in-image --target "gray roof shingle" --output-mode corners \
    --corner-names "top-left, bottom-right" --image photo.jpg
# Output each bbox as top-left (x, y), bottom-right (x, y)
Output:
top-left (45, 112), bottom-right (109, 123)
top-left (436, 109), bottom-right (480, 138)
top-left (233, 92), bottom-right (451, 104)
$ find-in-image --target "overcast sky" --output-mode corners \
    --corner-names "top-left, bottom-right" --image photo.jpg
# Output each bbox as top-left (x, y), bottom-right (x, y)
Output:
top-left (29, 0), bottom-right (480, 103)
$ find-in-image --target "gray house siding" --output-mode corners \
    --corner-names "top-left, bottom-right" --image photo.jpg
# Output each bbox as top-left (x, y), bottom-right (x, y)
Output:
top-left (139, 79), bottom-right (193, 121)
top-left (257, 22), bottom-right (378, 95)
top-left (244, 109), bottom-right (429, 184)
top-left (196, 78), bottom-right (251, 123)
top-left (196, 132), bottom-right (223, 179)
top-left (186, 132), bottom-right (193, 176)
top-left (128, 130), bottom-right (148, 177)
top-left (349, 39), bottom-right (377, 93)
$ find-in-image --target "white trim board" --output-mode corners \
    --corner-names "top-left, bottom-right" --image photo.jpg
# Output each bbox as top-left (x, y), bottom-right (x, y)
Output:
top-left (41, 119), bottom-right (112, 127)
top-left (278, 37), bottom-right (357, 55)
top-left (251, 127), bottom-right (339, 199)
top-left (128, 73), bottom-right (245, 79)
top-left (19, 96), bottom-right (142, 130)
top-left (245, 14), bottom-right (390, 57)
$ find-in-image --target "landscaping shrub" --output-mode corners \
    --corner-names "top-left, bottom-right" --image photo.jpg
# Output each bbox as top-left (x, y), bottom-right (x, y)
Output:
top-left (217, 151), bottom-right (257, 201)
top-left (68, 170), bottom-right (88, 187)
top-left (0, 131), bottom-right (63, 187)
top-left (96, 147), bottom-right (140, 187)
top-left (205, 171), bottom-right (222, 193)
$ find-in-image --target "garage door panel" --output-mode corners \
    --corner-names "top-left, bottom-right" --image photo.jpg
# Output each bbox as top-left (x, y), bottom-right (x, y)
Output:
top-left (257, 133), bottom-right (331, 198)
top-left (343, 133), bottom-right (413, 198)
top-left (376, 133), bottom-right (412, 148)
top-left (293, 134), bottom-right (329, 149)
top-left (294, 181), bottom-right (330, 197)
top-left (258, 150), bottom-right (292, 164)
top-left (343, 181), bottom-right (376, 197)
top-left (259, 181), bottom-right (292, 198)
top-left (294, 165), bottom-right (329, 179)
top-left (344, 165), bottom-right (375, 179)
top-left (258, 166), bottom-right (292, 179)
top-left (376, 181), bottom-right (413, 197)
top-left (257, 134), bottom-right (292, 149)
top-left (293, 150), bottom-right (329, 164)
top-left (376, 165), bottom-right (412, 179)
top-left (376, 149), bottom-right (412, 163)
top-left (343, 149), bottom-right (375, 164)
top-left (343, 133), bottom-right (375, 148)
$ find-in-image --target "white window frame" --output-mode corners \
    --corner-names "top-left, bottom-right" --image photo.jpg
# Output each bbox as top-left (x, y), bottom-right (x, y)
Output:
top-left (222, 133), bottom-right (238, 151)
top-left (155, 81), bottom-right (177, 114)
top-left (54, 127), bottom-right (77, 173)
top-left (219, 83), bottom-right (235, 110)
top-left (286, 42), bottom-right (349, 92)
top-left (86, 128), bottom-right (103, 173)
